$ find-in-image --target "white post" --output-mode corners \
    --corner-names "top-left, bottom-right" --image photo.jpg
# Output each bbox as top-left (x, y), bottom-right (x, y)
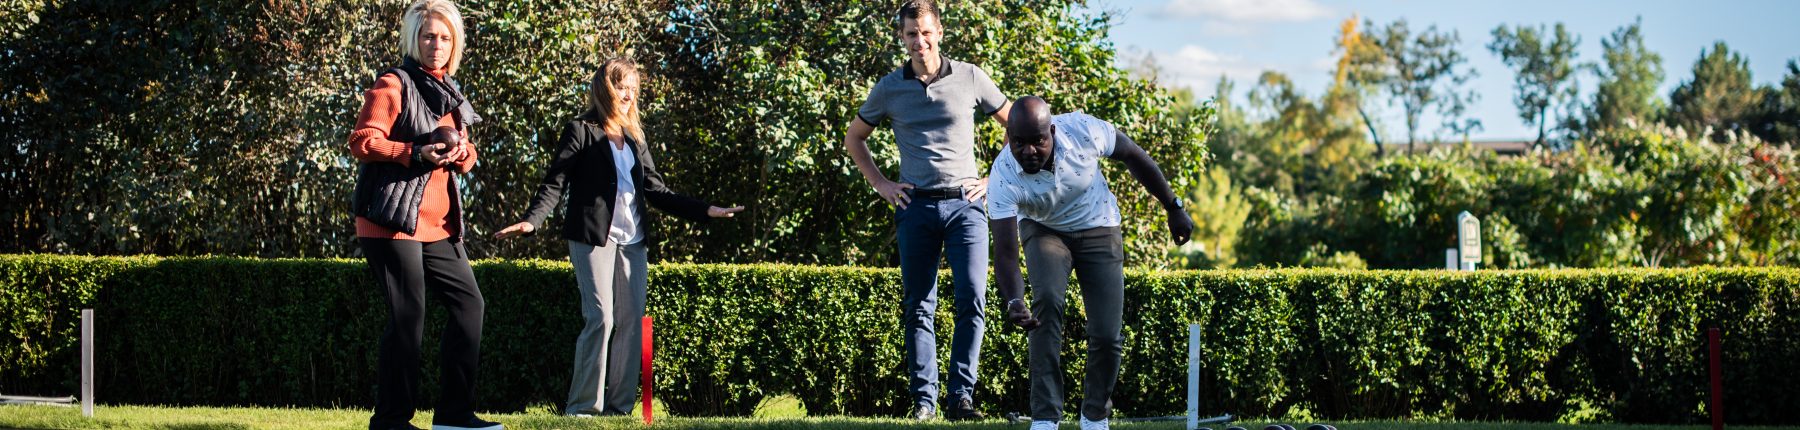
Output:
top-left (1457, 211), bottom-right (1482, 271)
top-left (81, 309), bottom-right (93, 418)
top-left (1445, 249), bottom-right (1458, 270)
top-left (1187, 323), bottom-right (1200, 430)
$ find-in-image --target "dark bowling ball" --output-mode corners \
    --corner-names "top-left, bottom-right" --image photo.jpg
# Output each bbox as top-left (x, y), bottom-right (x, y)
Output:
top-left (429, 126), bottom-right (459, 152)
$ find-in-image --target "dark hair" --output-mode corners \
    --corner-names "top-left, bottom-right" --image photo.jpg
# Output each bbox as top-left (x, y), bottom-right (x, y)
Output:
top-left (894, 0), bottom-right (940, 29)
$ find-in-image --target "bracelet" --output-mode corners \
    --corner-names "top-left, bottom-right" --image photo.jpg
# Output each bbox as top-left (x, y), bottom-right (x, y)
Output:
top-left (1006, 298), bottom-right (1024, 307)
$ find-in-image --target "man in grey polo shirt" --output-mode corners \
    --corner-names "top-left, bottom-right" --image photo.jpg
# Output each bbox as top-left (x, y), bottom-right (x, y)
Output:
top-left (841, 0), bottom-right (1010, 421)
top-left (990, 96), bottom-right (1193, 430)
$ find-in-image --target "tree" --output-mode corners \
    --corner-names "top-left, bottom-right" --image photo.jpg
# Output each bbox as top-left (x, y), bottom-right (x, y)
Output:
top-left (1333, 16), bottom-right (1390, 157)
top-left (1177, 168), bottom-right (1251, 268)
top-left (1588, 17), bottom-right (1665, 133)
top-left (1753, 60), bottom-right (1800, 144)
top-left (1365, 19), bottom-right (1480, 153)
top-left (1668, 41), bottom-right (1762, 141)
top-left (1489, 22), bottom-right (1580, 148)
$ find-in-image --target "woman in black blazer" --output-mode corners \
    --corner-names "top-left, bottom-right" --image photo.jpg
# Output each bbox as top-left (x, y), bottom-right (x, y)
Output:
top-left (494, 57), bottom-right (742, 416)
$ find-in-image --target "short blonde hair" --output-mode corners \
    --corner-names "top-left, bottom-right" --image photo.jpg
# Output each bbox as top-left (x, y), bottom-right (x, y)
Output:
top-left (399, 0), bottom-right (466, 76)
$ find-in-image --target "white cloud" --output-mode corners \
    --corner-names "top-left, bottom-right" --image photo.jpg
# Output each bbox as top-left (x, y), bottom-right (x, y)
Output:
top-left (1309, 55), bottom-right (1340, 73)
top-left (1157, 0), bottom-right (1333, 23)
top-left (1123, 45), bottom-right (1342, 100)
top-left (1142, 45), bottom-right (1269, 98)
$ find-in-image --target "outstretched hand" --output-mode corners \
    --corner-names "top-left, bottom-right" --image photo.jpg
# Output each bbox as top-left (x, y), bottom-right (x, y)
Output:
top-left (494, 222), bottom-right (534, 240)
top-left (1007, 298), bottom-right (1040, 329)
top-left (708, 205), bottom-right (745, 218)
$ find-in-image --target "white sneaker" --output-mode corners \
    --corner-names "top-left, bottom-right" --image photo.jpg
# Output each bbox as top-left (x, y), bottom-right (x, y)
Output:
top-left (1079, 415), bottom-right (1109, 430)
top-left (1031, 420), bottom-right (1058, 430)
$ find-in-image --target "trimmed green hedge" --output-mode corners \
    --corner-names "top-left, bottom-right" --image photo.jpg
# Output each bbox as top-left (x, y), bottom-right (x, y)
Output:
top-left (2, 255), bottom-right (1796, 424)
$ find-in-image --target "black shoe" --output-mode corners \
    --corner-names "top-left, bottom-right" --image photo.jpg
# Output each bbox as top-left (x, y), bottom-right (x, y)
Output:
top-left (431, 416), bottom-right (503, 430)
top-left (372, 423), bottom-right (421, 430)
top-left (910, 403), bottom-right (936, 421)
top-left (944, 397), bottom-right (986, 421)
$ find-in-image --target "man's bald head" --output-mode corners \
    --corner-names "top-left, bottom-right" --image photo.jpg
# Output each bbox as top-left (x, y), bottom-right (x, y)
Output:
top-left (1007, 96), bottom-right (1053, 137)
top-left (1006, 96), bottom-right (1057, 174)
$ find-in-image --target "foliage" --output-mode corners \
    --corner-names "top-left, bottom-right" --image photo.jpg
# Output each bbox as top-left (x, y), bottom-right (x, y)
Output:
top-left (0, 0), bottom-right (1212, 267)
top-left (1175, 168), bottom-right (1251, 269)
top-left (0, 0), bottom-right (645, 259)
top-left (1188, 17), bottom-right (1798, 271)
top-left (5, 255), bottom-right (1800, 424)
top-left (1235, 124), bottom-right (1800, 269)
top-left (1194, 69), bottom-right (1370, 266)
top-left (642, 0), bottom-right (1212, 267)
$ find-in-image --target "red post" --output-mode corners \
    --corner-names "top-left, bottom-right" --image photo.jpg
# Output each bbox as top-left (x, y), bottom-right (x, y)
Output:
top-left (642, 316), bottom-right (655, 425)
top-left (1709, 327), bottom-right (1723, 430)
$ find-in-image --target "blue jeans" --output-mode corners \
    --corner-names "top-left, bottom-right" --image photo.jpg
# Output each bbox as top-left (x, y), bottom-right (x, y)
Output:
top-left (896, 194), bottom-right (989, 408)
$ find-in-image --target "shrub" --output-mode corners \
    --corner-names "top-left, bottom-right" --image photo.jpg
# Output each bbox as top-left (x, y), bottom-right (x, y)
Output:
top-left (2, 255), bottom-right (1796, 423)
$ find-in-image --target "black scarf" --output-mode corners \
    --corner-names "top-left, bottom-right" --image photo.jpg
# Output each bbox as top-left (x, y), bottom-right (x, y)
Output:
top-left (398, 57), bottom-right (473, 127)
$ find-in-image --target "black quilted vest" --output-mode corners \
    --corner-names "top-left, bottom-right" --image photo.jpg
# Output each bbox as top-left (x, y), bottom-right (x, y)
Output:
top-left (350, 58), bottom-right (481, 239)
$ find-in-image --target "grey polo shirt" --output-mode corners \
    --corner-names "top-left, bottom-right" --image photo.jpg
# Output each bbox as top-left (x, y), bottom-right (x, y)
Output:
top-left (857, 56), bottom-right (1008, 190)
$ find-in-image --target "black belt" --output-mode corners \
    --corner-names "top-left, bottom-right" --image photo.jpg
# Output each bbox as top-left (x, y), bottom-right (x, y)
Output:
top-left (909, 187), bottom-right (964, 199)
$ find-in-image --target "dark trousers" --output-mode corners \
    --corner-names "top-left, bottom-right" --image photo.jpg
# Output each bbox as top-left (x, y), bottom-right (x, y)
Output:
top-left (896, 194), bottom-right (989, 407)
top-left (1021, 220), bottom-right (1125, 422)
top-left (361, 238), bottom-right (486, 429)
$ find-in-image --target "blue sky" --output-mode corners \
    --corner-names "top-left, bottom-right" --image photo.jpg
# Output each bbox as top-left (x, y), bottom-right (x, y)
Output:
top-left (1079, 0), bottom-right (1800, 141)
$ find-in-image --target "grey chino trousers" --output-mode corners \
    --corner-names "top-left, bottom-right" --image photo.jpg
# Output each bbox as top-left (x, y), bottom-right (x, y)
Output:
top-left (565, 239), bottom-right (649, 416)
top-left (1021, 219), bottom-right (1125, 423)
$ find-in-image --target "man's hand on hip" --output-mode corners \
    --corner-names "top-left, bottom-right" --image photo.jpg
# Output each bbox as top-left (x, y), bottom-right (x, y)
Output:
top-left (873, 178), bottom-right (915, 209)
top-left (963, 177), bottom-right (989, 202)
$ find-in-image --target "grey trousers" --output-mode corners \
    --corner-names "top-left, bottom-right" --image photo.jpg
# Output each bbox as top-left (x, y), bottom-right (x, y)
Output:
top-left (564, 239), bottom-right (648, 416)
top-left (1022, 220), bottom-right (1125, 423)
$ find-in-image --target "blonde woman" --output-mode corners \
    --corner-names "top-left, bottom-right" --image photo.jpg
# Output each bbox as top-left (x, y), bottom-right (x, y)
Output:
top-left (495, 58), bottom-right (743, 416)
top-left (345, 1), bottom-right (499, 429)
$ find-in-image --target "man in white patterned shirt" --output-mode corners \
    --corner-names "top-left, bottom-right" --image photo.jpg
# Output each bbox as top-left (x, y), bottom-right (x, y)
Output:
top-left (988, 96), bottom-right (1194, 430)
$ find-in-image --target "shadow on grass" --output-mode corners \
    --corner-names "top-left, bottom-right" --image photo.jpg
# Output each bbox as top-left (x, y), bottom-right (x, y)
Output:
top-left (146, 424), bottom-right (254, 430)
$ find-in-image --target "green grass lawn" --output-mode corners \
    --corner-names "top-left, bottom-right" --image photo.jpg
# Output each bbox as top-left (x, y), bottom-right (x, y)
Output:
top-left (4, 404), bottom-right (1797, 430)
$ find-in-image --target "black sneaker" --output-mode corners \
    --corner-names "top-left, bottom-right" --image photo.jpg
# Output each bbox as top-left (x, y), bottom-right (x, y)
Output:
top-left (910, 403), bottom-right (936, 421)
top-left (372, 423), bottom-right (422, 430)
top-left (944, 397), bottom-right (986, 421)
top-left (431, 416), bottom-right (503, 430)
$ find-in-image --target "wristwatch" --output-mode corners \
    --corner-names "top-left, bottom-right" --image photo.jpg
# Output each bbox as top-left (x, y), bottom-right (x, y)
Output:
top-left (1167, 197), bottom-right (1185, 210)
